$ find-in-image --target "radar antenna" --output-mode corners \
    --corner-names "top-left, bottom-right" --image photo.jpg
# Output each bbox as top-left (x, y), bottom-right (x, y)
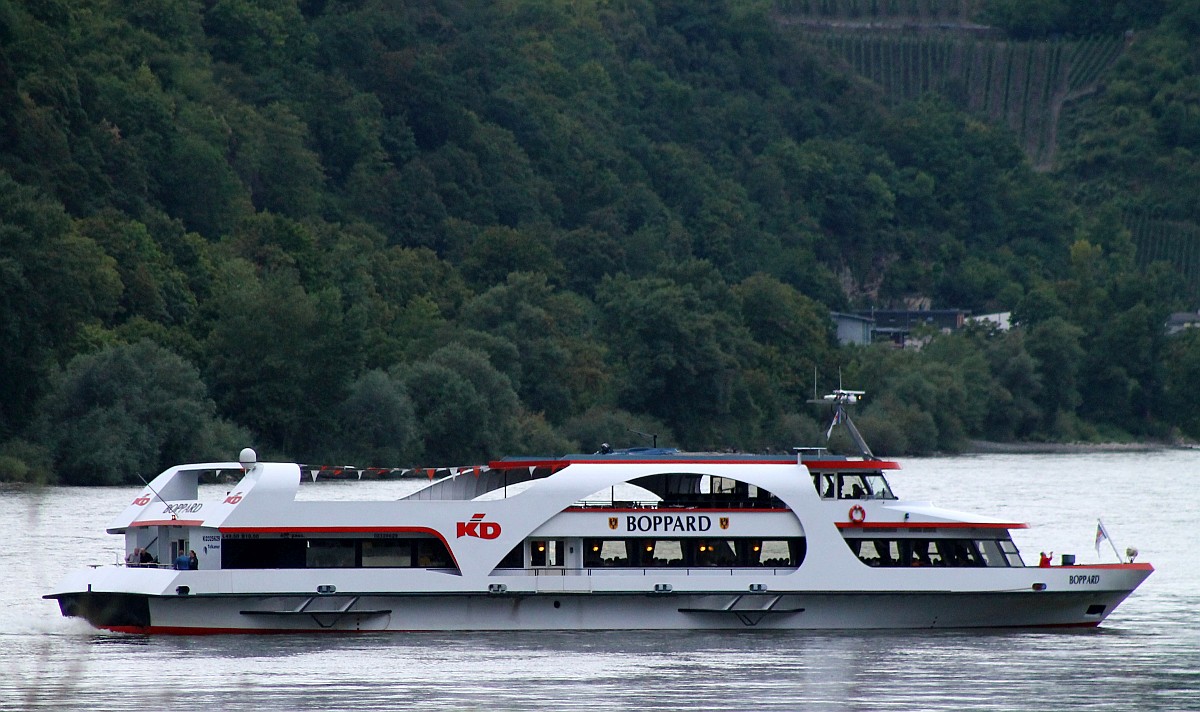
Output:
top-left (809, 388), bottom-right (874, 458)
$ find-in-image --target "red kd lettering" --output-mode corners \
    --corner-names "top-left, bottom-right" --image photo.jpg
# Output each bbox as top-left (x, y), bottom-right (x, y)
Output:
top-left (456, 513), bottom-right (501, 539)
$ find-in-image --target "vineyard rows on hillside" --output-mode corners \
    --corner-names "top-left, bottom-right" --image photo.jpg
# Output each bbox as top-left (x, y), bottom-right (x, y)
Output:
top-left (804, 33), bottom-right (1124, 167)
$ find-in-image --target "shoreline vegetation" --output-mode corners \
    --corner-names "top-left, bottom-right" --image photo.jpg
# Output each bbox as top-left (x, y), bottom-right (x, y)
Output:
top-left (2, 2), bottom-right (1200, 487)
top-left (961, 439), bottom-right (1191, 455)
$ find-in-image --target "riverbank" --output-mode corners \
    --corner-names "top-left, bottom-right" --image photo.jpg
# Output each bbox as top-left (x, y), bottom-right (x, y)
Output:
top-left (962, 439), bottom-right (1189, 454)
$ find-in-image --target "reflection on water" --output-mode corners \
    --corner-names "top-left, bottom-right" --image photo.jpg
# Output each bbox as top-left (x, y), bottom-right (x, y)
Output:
top-left (3, 451), bottom-right (1198, 711)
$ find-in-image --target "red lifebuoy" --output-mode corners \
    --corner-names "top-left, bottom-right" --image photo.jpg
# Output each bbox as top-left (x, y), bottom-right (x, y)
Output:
top-left (848, 505), bottom-right (866, 524)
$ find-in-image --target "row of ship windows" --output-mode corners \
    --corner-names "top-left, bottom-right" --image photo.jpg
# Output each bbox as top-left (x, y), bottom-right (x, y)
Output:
top-left (222, 538), bottom-right (454, 570)
top-left (219, 536), bottom-right (808, 570)
top-left (523, 538), bottom-right (807, 569)
top-left (218, 535), bottom-right (1023, 570)
top-left (846, 537), bottom-right (1025, 567)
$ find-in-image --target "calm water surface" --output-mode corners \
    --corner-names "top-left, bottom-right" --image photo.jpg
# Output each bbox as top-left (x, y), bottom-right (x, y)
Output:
top-left (2, 451), bottom-right (1197, 711)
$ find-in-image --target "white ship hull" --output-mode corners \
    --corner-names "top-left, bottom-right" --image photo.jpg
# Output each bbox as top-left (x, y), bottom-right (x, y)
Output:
top-left (52, 564), bottom-right (1151, 633)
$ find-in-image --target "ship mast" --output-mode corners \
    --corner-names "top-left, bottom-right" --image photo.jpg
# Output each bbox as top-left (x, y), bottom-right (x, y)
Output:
top-left (811, 389), bottom-right (874, 459)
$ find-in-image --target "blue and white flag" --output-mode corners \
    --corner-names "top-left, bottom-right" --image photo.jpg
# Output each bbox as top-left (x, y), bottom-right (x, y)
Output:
top-left (1095, 519), bottom-right (1112, 556)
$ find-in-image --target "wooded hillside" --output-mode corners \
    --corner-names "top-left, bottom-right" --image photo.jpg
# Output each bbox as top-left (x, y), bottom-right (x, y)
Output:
top-left (2, 0), bottom-right (1199, 484)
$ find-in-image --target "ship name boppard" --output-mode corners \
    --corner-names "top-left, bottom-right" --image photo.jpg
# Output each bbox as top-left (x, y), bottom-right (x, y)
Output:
top-left (625, 514), bottom-right (712, 533)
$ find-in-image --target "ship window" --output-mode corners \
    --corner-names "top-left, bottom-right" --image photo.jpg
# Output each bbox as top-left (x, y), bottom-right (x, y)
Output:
top-left (584, 539), bottom-right (630, 567)
top-left (416, 539), bottom-right (452, 567)
top-left (362, 540), bottom-right (412, 568)
top-left (936, 540), bottom-right (983, 567)
top-left (497, 544), bottom-right (523, 568)
top-left (709, 476), bottom-right (738, 495)
top-left (693, 539), bottom-right (737, 566)
top-left (222, 538), bottom-right (306, 569)
top-left (757, 539), bottom-right (803, 567)
top-left (646, 540), bottom-right (683, 566)
top-left (861, 474), bottom-right (895, 499)
top-left (530, 539), bottom-right (565, 567)
top-left (852, 539), bottom-right (896, 566)
top-left (307, 539), bottom-right (356, 568)
top-left (976, 539), bottom-right (1009, 567)
top-left (838, 474), bottom-right (869, 500)
top-left (999, 539), bottom-right (1025, 567)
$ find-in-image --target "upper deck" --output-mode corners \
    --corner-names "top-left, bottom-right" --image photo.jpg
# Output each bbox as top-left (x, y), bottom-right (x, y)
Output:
top-left (489, 448), bottom-right (900, 472)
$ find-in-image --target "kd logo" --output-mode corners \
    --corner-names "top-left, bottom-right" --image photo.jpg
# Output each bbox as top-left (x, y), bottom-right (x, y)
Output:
top-left (457, 512), bottom-right (502, 539)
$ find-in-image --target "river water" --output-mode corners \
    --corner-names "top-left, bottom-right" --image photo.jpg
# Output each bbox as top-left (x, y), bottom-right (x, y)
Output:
top-left (2, 451), bottom-right (1197, 711)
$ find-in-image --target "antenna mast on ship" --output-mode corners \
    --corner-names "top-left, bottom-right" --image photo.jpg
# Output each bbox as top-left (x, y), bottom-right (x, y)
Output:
top-left (810, 388), bottom-right (874, 459)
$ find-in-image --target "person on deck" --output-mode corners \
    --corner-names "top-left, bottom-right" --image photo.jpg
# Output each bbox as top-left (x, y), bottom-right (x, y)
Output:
top-left (1039, 551), bottom-right (1053, 567)
top-left (174, 550), bottom-right (191, 570)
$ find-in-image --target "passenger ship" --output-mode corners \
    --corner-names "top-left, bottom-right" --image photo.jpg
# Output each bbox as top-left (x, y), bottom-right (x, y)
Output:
top-left (46, 392), bottom-right (1152, 633)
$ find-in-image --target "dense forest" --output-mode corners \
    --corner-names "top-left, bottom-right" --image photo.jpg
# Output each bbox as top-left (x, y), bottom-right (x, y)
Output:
top-left (2, 0), bottom-right (1200, 485)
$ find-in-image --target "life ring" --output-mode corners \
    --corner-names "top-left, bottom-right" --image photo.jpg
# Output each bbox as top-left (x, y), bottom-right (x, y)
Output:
top-left (848, 505), bottom-right (866, 524)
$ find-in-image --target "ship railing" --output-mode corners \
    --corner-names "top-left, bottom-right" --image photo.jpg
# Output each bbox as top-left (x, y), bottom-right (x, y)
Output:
top-left (568, 499), bottom-right (787, 510)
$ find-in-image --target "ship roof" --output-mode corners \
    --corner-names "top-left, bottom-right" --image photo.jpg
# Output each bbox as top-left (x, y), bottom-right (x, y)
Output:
top-left (489, 448), bottom-right (900, 471)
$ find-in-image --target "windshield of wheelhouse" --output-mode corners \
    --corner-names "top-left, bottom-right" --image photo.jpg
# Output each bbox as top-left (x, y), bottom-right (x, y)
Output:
top-left (812, 471), bottom-right (896, 500)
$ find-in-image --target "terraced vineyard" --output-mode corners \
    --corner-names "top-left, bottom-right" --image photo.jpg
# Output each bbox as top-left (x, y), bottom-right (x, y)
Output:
top-left (776, 0), bottom-right (985, 20)
top-left (1126, 213), bottom-right (1200, 297)
top-left (775, 3), bottom-right (1127, 168)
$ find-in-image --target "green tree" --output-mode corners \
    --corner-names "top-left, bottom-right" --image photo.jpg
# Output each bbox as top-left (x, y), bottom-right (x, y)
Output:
top-left (398, 346), bottom-right (521, 463)
top-left (597, 272), bottom-right (757, 448)
top-left (203, 0), bottom-right (314, 70)
top-left (76, 210), bottom-right (197, 326)
top-left (0, 172), bottom-right (122, 437)
top-left (734, 273), bottom-right (834, 404)
top-left (980, 328), bottom-right (1043, 440)
top-left (459, 225), bottom-right (561, 286)
top-left (203, 264), bottom-right (361, 458)
top-left (37, 341), bottom-right (245, 485)
top-left (329, 370), bottom-right (419, 465)
top-left (1025, 317), bottom-right (1086, 436)
top-left (459, 272), bottom-right (600, 421)
top-left (1161, 328), bottom-right (1200, 438)
top-left (230, 102), bottom-right (327, 218)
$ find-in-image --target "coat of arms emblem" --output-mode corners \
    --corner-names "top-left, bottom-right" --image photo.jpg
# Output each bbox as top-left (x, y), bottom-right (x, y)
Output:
top-left (608, 517), bottom-right (618, 530)
top-left (719, 517), bottom-right (729, 530)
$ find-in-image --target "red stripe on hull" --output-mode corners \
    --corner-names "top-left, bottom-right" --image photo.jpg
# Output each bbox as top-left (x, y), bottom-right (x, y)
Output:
top-left (837, 521), bottom-right (1028, 530)
top-left (488, 459), bottom-right (901, 470)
